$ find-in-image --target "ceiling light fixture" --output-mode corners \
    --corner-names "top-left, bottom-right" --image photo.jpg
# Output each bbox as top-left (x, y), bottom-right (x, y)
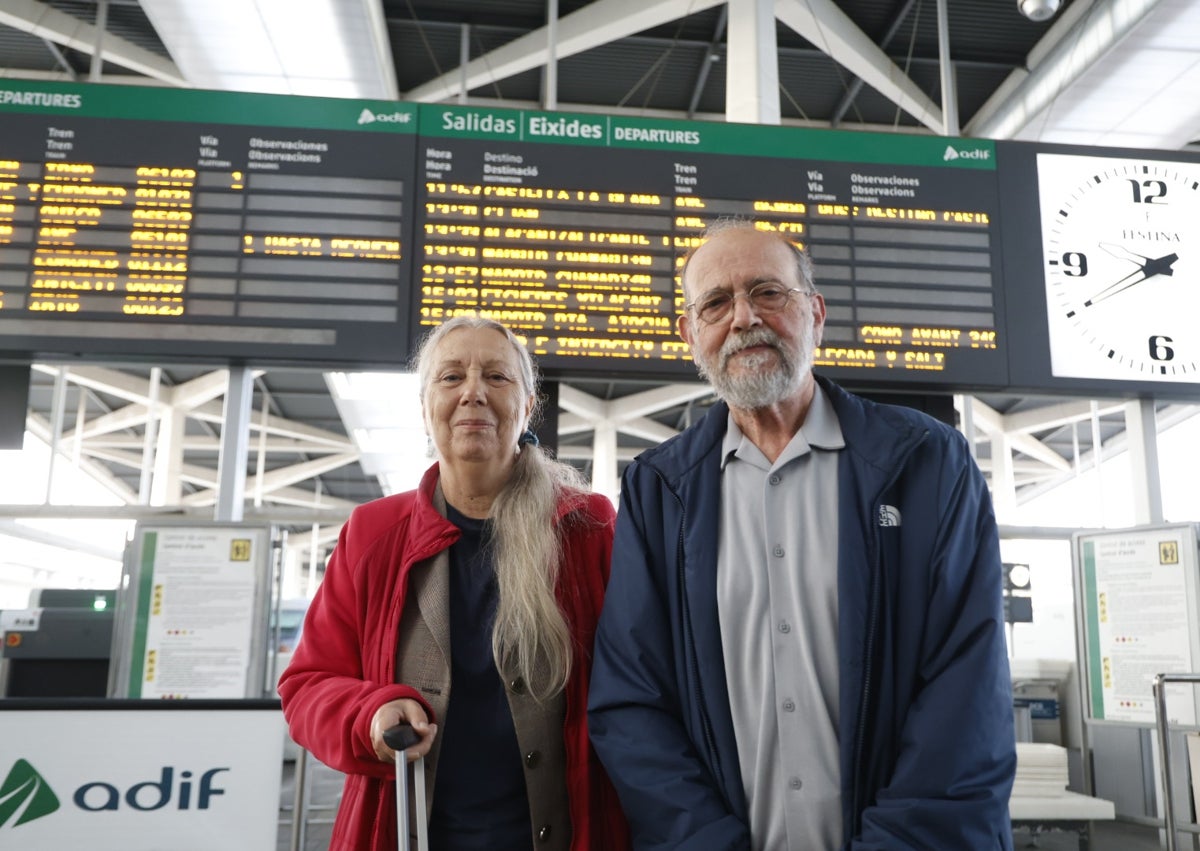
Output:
top-left (1018, 0), bottom-right (1062, 22)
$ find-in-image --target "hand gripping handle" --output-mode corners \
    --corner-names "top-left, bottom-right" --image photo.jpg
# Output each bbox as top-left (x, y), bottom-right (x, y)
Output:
top-left (382, 724), bottom-right (427, 851)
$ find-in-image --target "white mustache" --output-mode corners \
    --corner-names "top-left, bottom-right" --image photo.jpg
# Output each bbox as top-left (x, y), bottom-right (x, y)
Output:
top-left (718, 327), bottom-right (784, 368)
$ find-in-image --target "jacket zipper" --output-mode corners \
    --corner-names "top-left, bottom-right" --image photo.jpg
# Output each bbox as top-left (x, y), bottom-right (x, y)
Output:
top-left (850, 429), bottom-right (927, 834)
top-left (665, 473), bottom-right (725, 793)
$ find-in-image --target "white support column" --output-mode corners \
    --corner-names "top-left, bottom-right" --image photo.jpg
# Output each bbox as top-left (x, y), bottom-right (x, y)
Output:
top-left (71, 385), bottom-right (87, 466)
top-left (280, 545), bottom-right (300, 600)
top-left (89, 0), bottom-right (108, 82)
top-left (137, 366), bottom-right (161, 505)
top-left (214, 366), bottom-right (254, 522)
top-left (254, 391), bottom-right (271, 508)
top-left (989, 431), bottom-right (1017, 522)
top-left (459, 23), bottom-right (470, 105)
top-left (44, 367), bottom-right (68, 504)
top-left (1089, 400), bottom-right (1107, 525)
top-left (544, 0), bottom-right (559, 110)
top-left (307, 482), bottom-right (323, 597)
top-left (592, 419), bottom-right (619, 502)
top-left (935, 0), bottom-right (959, 136)
top-left (1124, 398), bottom-right (1163, 525)
top-left (956, 394), bottom-right (977, 462)
top-left (150, 404), bottom-right (185, 505)
top-left (725, 0), bottom-right (780, 124)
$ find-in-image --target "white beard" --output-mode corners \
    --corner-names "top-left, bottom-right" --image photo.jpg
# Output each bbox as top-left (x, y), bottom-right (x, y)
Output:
top-left (694, 318), bottom-right (815, 411)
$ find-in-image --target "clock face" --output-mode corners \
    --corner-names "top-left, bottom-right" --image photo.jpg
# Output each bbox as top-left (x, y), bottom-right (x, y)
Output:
top-left (1037, 153), bottom-right (1200, 382)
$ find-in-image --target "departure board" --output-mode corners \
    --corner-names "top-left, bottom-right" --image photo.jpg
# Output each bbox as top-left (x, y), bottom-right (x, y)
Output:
top-left (5, 81), bottom-right (1199, 398)
top-left (415, 105), bottom-right (1007, 386)
top-left (0, 81), bottom-right (416, 365)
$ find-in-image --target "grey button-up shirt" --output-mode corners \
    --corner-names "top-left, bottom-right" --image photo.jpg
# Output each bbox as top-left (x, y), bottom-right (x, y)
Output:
top-left (716, 385), bottom-right (845, 850)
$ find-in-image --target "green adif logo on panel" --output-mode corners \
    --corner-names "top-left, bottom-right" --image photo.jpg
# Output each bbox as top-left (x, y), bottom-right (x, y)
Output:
top-left (0, 759), bottom-right (61, 828)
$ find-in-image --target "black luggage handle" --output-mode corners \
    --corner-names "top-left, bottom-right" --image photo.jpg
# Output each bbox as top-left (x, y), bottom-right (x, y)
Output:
top-left (382, 724), bottom-right (427, 851)
top-left (383, 723), bottom-right (421, 752)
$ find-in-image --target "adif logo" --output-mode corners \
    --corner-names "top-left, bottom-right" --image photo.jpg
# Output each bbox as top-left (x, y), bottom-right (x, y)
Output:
top-left (0, 759), bottom-right (60, 828)
top-left (943, 145), bottom-right (991, 162)
top-left (878, 505), bottom-right (902, 527)
top-left (357, 108), bottom-right (412, 125)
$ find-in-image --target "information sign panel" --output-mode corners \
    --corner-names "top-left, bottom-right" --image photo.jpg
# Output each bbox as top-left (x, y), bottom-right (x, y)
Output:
top-left (1075, 524), bottom-right (1200, 725)
top-left (116, 523), bottom-right (273, 700)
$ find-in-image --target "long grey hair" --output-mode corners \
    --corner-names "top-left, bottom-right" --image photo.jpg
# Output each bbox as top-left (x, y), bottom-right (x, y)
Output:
top-left (414, 316), bottom-right (587, 701)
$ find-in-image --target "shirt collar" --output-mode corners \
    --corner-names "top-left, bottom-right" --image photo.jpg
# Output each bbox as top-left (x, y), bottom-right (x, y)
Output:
top-left (720, 382), bottom-right (845, 470)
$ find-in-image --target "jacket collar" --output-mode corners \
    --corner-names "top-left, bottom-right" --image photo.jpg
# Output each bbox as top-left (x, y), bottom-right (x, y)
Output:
top-left (636, 374), bottom-right (924, 492)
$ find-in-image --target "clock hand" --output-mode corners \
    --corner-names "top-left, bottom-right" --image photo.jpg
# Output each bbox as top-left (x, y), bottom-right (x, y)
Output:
top-left (1098, 242), bottom-right (1152, 265)
top-left (1084, 252), bottom-right (1179, 306)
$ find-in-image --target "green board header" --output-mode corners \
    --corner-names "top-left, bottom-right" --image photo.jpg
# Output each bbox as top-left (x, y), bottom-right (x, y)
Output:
top-left (0, 79), bottom-right (417, 134)
top-left (417, 103), bottom-right (996, 170)
top-left (0, 80), bottom-right (995, 166)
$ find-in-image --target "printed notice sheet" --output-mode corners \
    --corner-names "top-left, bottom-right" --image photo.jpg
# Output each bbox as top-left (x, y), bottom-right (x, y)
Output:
top-left (1080, 527), bottom-right (1200, 724)
top-left (130, 527), bottom-right (268, 699)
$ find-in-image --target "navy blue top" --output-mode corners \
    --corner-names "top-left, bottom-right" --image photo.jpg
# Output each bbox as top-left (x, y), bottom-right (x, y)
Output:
top-left (428, 503), bottom-right (531, 851)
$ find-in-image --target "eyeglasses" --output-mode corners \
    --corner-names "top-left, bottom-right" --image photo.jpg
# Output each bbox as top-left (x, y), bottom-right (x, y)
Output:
top-left (685, 282), bottom-right (811, 325)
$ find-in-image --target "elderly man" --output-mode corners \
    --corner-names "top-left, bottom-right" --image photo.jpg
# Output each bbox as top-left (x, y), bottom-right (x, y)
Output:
top-left (588, 221), bottom-right (1015, 850)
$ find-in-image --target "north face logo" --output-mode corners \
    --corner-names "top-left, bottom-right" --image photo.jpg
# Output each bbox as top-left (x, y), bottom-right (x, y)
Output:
top-left (878, 505), bottom-right (902, 527)
top-left (0, 759), bottom-right (60, 828)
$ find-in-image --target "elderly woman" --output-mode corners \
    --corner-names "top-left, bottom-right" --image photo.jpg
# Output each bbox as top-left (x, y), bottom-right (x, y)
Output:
top-left (279, 316), bottom-right (629, 851)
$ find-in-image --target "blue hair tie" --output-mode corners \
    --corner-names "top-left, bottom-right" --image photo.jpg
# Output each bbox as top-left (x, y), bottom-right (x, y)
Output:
top-left (518, 429), bottom-right (539, 447)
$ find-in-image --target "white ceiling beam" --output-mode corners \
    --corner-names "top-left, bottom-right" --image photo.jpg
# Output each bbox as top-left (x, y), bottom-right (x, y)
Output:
top-left (556, 445), bottom-right (640, 462)
top-left (71, 403), bottom-right (151, 441)
top-left (618, 417), bottom-right (680, 443)
top-left (968, 399), bottom-right (1072, 472)
top-left (84, 435), bottom-right (350, 454)
top-left (1158, 403), bottom-right (1200, 432)
top-left (0, 69), bottom-right (172, 85)
top-left (247, 452), bottom-right (361, 494)
top-left (25, 412), bottom-right (139, 503)
top-left (557, 412), bottom-right (594, 435)
top-left (83, 446), bottom-right (208, 479)
top-left (188, 400), bottom-right (355, 450)
top-left (284, 524), bottom-right (344, 552)
top-left (182, 482), bottom-right (358, 510)
top-left (1002, 399), bottom-right (1125, 435)
top-left (972, 459), bottom-right (1069, 476)
top-left (0, 0), bottom-right (186, 85)
top-left (965, 0), bottom-right (1164, 139)
top-left (84, 446), bottom-right (361, 509)
top-left (405, 0), bottom-right (724, 101)
top-left (137, 0), bottom-right (396, 98)
top-left (0, 518), bottom-right (124, 562)
top-left (775, 0), bottom-right (944, 133)
top-left (36, 364), bottom-right (158, 407)
top-left (607, 383), bottom-right (712, 420)
top-left (558, 412), bottom-right (679, 443)
top-left (558, 385), bottom-right (609, 420)
top-left (166, 369), bottom-right (242, 409)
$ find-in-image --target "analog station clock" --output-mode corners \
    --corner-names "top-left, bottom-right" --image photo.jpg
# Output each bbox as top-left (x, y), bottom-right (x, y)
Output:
top-left (1037, 153), bottom-right (1200, 382)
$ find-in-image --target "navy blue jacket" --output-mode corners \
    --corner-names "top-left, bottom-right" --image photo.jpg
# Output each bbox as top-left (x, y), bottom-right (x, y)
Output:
top-left (588, 376), bottom-right (1015, 850)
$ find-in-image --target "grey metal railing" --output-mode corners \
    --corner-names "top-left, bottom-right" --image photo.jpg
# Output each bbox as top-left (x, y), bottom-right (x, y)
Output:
top-left (1152, 672), bottom-right (1200, 851)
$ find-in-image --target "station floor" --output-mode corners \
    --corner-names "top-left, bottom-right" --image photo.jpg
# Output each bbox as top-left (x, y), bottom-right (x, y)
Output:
top-left (277, 758), bottom-right (1173, 851)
